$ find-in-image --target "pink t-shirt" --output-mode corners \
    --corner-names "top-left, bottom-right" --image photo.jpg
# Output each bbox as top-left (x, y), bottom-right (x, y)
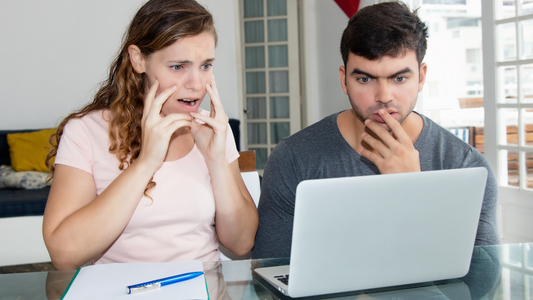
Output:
top-left (55, 110), bottom-right (239, 264)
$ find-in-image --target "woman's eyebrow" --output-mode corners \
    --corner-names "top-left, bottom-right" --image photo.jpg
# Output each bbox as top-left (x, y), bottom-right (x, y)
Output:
top-left (168, 58), bottom-right (215, 64)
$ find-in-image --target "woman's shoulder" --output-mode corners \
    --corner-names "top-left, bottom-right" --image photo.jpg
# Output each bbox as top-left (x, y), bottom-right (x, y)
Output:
top-left (65, 110), bottom-right (109, 128)
top-left (62, 110), bottom-right (110, 139)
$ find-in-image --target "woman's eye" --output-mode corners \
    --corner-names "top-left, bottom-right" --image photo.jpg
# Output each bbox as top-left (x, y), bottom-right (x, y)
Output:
top-left (171, 65), bottom-right (183, 71)
top-left (201, 64), bottom-right (212, 70)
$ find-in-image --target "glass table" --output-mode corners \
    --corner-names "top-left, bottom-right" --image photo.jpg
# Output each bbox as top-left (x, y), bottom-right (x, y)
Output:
top-left (1, 243), bottom-right (532, 299)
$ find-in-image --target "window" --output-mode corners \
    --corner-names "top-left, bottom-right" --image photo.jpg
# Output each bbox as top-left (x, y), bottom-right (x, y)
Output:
top-left (482, 0), bottom-right (533, 243)
top-left (490, 0), bottom-right (533, 191)
top-left (447, 17), bottom-right (479, 29)
top-left (416, 0), bottom-right (484, 128)
top-left (239, 0), bottom-right (301, 172)
top-left (408, 0), bottom-right (533, 242)
top-left (467, 48), bottom-right (482, 63)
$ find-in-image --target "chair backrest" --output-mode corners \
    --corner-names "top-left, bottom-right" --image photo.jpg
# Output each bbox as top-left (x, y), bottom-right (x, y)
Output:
top-left (448, 126), bottom-right (475, 146)
top-left (238, 150), bottom-right (256, 172)
top-left (238, 150), bottom-right (260, 207)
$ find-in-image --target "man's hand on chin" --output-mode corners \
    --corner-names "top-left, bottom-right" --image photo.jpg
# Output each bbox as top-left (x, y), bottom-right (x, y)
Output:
top-left (359, 109), bottom-right (421, 174)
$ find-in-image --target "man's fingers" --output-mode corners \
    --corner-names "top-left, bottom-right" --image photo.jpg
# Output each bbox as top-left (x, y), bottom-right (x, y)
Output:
top-left (364, 119), bottom-right (396, 148)
top-left (378, 109), bottom-right (411, 145)
top-left (360, 147), bottom-right (384, 165)
top-left (361, 131), bottom-right (390, 158)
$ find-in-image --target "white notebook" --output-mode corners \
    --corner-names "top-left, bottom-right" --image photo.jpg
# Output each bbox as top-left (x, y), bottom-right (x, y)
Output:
top-left (62, 260), bottom-right (207, 300)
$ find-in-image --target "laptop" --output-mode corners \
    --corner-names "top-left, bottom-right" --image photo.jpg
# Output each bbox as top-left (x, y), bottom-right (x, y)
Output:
top-left (254, 167), bottom-right (487, 298)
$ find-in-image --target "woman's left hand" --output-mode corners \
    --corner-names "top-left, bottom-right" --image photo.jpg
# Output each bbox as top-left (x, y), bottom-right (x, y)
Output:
top-left (190, 76), bottom-right (228, 163)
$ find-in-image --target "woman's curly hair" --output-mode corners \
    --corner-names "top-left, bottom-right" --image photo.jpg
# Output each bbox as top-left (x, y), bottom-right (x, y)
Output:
top-left (46, 0), bottom-right (217, 195)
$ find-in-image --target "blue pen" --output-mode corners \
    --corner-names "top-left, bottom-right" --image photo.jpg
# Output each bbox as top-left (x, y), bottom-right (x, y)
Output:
top-left (126, 271), bottom-right (204, 294)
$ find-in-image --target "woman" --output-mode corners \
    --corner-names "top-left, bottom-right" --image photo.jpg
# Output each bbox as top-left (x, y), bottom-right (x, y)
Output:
top-left (43, 0), bottom-right (258, 270)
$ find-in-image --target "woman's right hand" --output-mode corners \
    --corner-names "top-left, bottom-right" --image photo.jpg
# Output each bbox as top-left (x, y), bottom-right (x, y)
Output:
top-left (137, 80), bottom-right (192, 169)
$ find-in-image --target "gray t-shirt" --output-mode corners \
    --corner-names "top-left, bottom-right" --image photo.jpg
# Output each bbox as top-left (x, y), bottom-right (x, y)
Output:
top-left (252, 112), bottom-right (499, 259)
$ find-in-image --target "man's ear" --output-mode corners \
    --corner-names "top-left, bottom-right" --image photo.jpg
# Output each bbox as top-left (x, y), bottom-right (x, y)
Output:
top-left (339, 65), bottom-right (348, 95)
top-left (418, 62), bottom-right (427, 93)
top-left (128, 45), bottom-right (146, 74)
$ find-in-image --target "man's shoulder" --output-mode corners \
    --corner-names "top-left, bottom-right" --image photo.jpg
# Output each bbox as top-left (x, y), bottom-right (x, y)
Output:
top-left (416, 113), bottom-right (490, 168)
top-left (418, 113), bottom-right (475, 148)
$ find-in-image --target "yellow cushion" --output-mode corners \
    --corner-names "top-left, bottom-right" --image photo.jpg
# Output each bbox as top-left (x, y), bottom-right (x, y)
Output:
top-left (7, 128), bottom-right (56, 172)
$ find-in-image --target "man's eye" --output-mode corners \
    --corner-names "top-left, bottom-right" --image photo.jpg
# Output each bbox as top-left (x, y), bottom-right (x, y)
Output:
top-left (171, 65), bottom-right (183, 71)
top-left (358, 77), bottom-right (370, 83)
top-left (201, 64), bottom-right (212, 70)
top-left (395, 76), bottom-right (406, 82)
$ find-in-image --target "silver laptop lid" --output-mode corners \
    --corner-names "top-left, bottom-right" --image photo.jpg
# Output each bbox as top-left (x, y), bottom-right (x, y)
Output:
top-left (287, 167), bottom-right (487, 297)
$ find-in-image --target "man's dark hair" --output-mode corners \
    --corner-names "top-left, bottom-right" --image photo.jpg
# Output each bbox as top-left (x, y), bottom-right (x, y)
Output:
top-left (340, 1), bottom-right (428, 66)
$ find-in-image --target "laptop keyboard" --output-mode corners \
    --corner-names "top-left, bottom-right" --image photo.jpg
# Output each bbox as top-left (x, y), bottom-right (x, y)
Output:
top-left (274, 274), bottom-right (289, 285)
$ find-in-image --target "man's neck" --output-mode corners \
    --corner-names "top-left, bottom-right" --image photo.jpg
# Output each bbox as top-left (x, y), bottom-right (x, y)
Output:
top-left (337, 109), bottom-right (424, 154)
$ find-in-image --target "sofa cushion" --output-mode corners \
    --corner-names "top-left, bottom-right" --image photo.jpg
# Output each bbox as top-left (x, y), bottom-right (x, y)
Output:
top-left (0, 129), bottom-right (52, 218)
top-left (7, 128), bottom-right (56, 172)
top-left (0, 165), bottom-right (51, 189)
top-left (0, 130), bottom-right (40, 166)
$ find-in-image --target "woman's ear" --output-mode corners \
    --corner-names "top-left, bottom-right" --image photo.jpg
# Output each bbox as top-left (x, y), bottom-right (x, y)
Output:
top-left (128, 45), bottom-right (146, 74)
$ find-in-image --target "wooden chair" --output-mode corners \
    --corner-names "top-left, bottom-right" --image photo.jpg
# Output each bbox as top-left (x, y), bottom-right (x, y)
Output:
top-left (238, 150), bottom-right (256, 172)
top-left (448, 126), bottom-right (475, 147)
top-left (237, 150), bottom-right (260, 206)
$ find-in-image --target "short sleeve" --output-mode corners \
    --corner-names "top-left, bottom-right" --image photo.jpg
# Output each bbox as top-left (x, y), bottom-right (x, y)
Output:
top-left (55, 119), bottom-right (94, 175)
top-left (225, 123), bottom-right (239, 164)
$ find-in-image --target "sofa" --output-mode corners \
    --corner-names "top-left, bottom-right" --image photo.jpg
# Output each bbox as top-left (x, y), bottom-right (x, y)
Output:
top-left (0, 129), bottom-right (53, 266)
top-left (0, 129), bottom-right (51, 218)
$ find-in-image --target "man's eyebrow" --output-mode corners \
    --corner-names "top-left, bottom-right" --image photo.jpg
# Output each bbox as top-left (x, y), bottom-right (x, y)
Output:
top-left (388, 67), bottom-right (412, 78)
top-left (351, 67), bottom-right (413, 78)
top-left (352, 68), bottom-right (377, 78)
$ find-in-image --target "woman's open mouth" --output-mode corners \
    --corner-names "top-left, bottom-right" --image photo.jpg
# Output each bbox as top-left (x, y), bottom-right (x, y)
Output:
top-left (179, 99), bottom-right (198, 106)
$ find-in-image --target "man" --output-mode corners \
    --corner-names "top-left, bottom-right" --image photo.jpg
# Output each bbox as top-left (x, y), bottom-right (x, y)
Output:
top-left (252, 1), bottom-right (499, 259)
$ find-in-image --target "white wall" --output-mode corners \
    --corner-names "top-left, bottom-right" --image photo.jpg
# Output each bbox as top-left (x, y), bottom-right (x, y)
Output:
top-left (301, 0), bottom-right (350, 126)
top-left (0, 0), bottom-right (240, 130)
top-left (301, 0), bottom-right (381, 126)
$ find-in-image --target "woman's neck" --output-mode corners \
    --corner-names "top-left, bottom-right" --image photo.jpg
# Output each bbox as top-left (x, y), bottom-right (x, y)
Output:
top-left (165, 128), bottom-right (195, 162)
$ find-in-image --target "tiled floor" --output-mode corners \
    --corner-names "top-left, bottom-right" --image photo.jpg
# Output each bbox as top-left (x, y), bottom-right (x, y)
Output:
top-left (0, 262), bottom-right (56, 274)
